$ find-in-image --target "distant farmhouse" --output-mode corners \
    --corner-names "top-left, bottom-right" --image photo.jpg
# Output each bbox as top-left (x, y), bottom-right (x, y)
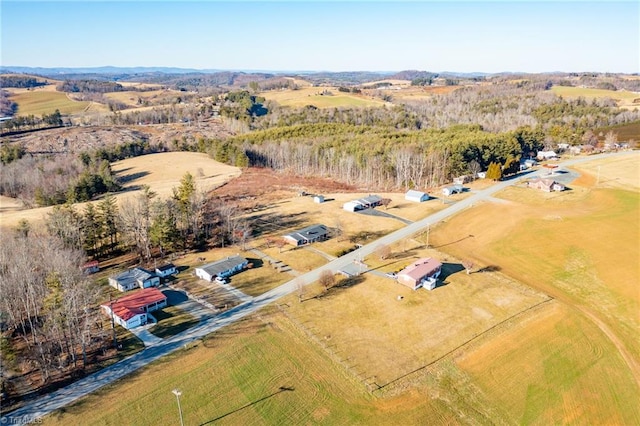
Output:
top-left (404, 190), bottom-right (430, 203)
top-left (101, 287), bottom-right (167, 330)
top-left (537, 150), bottom-right (558, 161)
top-left (397, 258), bottom-right (443, 290)
top-left (109, 267), bottom-right (160, 292)
top-left (442, 184), bottom-right (464, 196)
top-left (343, 195), bottom-right (382, 212)
top-left (195, 256), bottom-right (249, 282)
top-left (284, 224), bottom-right (330, 246)
top-left (528, 178), bottom-right (566, 192)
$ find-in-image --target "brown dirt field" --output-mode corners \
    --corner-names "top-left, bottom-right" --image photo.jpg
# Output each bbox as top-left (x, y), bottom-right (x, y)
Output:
top-left (0, 152), bottom-right (240, 229)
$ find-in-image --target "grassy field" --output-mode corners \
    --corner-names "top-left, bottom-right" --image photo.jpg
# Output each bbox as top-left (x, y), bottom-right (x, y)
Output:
top-left (260, 87), bottom-right (386, 108)
top-left (0, 152), bottom-right (241, 229)
top-left (9, 88), bottom-right (91, 116)
top-left (104, 89), bottom-right (182, 108)
top-left (431, 155), bottom-right (640, 365)
top-left (596, 120), bottom-right (640, 144)
top-left (551, 86), bottom-right (640, 109)
top-left (43, 310), bottom-right (465, 425)
top-left (457, 301), bottom-right (640, 424)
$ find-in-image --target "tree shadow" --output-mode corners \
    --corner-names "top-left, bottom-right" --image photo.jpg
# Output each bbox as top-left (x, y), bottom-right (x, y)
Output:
top-left (433, 234), bottom-right (474, 249)
top-left (116, 171), bottom-right (149, 184)
top-left (477, 265), bottom-right (501, 273)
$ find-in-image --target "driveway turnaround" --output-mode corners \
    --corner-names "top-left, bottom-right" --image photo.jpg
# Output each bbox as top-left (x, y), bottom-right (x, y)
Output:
top-left (3, 152), bottom-right (633, 424)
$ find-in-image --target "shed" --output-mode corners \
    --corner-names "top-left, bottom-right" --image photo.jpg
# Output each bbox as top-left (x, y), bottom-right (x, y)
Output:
top-left (82, 260), bottom-right (99, 274)
top-left (313, 195), bottom-right (325, 204)
top-left (405, 190), bottom-right (429, 203)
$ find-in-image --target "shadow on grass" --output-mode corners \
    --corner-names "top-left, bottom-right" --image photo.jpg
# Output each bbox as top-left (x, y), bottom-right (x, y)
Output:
top-left (433, 234), bottom-right (474, 249)
top-left (199, 386), bottom-right (294, 425)
top-left (439, 262), bottom-right (465, 282)
top-left (149, 308), bottom-right (199, 339)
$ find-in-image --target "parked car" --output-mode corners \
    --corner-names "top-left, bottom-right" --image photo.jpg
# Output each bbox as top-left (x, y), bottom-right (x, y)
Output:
top-left (215, 276), bottom-right (228, 285)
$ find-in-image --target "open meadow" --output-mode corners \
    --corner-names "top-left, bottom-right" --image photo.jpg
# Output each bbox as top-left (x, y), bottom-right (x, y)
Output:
top-left (260, 86), bottom-right (386, 108)
top-left (0, 152), bottom-right (240, 229)
top-left (430, 153), bottom-right (640, 378)
top-left (8, 86), bottom-right (92, 116)
top-left (551, 86), bottom-right (640, 109)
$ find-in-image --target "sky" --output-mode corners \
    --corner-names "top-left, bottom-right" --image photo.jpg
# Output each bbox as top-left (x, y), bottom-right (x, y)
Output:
top-left (1, 1), bottom-right (638, 73)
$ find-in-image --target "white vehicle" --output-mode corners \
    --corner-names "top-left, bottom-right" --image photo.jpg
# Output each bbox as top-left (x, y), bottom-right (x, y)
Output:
top-left (215, 276), bottom-right (228, 285)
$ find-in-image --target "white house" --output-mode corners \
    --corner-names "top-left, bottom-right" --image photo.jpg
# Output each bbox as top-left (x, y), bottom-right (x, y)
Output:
top-left (343, 195), bottom-right (383, 212)
top-left (405, 190), bottom-right (429, 203)
top-left (155, 263), bottom-right (177, 278)
top-left (442, 184), bottom-right (464, 196)
top-left (109, 268), bottom-right (160, 292)
top-left (195, 256), bottom-right (249, 282)
top-left (537, 150), bottom-right (558, 160)
top-left (101, 287), bottom-right (167, 330)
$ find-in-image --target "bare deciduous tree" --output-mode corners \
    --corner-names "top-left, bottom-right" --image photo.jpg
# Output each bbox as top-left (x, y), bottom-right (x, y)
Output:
top-left (318, 270), bottom-right (335, 292)
top-left (375, 244), bottom-right (391, 260)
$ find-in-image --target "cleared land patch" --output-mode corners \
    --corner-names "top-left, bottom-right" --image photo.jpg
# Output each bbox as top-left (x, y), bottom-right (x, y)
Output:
top-left (551, 86), bottom-right (640, 109)
top-left (9, 89), bottom-right (91, 116)
top-left (260, 87), bottom-right (386, 108)
top-left (0, 152), bottom-right (240, 228)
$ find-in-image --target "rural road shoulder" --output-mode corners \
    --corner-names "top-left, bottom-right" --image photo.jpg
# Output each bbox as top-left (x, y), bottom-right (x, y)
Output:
top-left (3, 151), bottom-right (634, 423)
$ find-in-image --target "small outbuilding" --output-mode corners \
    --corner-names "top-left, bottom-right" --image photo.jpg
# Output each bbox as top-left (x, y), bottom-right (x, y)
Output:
top-left (155, 263), bottom-right (177, 278)
top-left (405, 190), bottom-right (429, 203)
top-left (313, 195), bottom-right (325, 204)
top-left (82, 260), bottom-right (99, 274)
top-left (195, 255), bottom-right (249, 282)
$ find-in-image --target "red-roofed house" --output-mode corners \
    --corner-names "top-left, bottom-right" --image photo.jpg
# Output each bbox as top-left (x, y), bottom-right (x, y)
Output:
top-left (101, 288), bottom-right (167, 329)
top-left (397, 257), bottom-right (443, 290)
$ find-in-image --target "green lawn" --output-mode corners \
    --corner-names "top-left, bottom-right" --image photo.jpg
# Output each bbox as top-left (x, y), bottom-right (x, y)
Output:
top-left (149, 306), bottom-right (199, 339)
top-left (11, 90), bottom-right (90, 116)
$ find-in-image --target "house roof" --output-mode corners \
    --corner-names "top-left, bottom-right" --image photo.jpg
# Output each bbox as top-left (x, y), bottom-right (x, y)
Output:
top-left (285, 224), bottom-right (328, 243)
top-left (102, 288), bottom-right (166, 321)
top-left (398, 258), bottom-right (442, 281)
top-left (83, 260), bottom-right (99, 268)
top-left (156, 263), bottom-right (176, 272)
top-left (111, 267), bottom-right (155, 287)
top-left (197, 255), bottom-right (248, 277)
top-left (405, 189), bottom-right (427, 198)
top-left (361, 195), bottom-right (382, 204)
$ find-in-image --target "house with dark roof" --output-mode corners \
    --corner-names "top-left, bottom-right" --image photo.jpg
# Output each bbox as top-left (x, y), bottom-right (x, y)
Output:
top-left (101, 287), bottom-right (167, 329)
top-left (109, 267), bottom-right (160, 292)
top-left (155, 263), bottom-right (177, 278)
top-left (397, 257), bottom-right (442, 290)
top-left (283, 224), bottom-right (330, 246)
top-left (195, 255), bottom-right (249, 282)
top-left (82, 260), bottom-right (99, 274)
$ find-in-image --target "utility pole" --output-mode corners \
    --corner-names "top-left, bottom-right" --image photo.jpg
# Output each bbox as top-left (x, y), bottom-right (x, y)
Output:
top-left (172, 389), bottom-right (184, 426)
top-left (109, 295), bottom-right (117, 349)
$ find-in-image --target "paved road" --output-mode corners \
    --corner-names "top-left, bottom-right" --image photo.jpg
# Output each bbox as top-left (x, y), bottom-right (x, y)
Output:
top-left (4, 151), bottom-right (632, 423)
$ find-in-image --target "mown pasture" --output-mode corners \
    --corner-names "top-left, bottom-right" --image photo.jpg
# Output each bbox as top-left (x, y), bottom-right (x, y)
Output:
top-left (260, 86), bottom-right (386, 108)
top-left (431, 153), bottom-right (640, 373)
top-left (551, 86), bottom-right (640, 109)
top-left (8, 87), bottom-right (91, 116)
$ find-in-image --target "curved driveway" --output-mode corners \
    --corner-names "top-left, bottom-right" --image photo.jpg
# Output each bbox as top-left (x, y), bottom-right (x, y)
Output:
top-left (3, 151), bottom-right (633, 423)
